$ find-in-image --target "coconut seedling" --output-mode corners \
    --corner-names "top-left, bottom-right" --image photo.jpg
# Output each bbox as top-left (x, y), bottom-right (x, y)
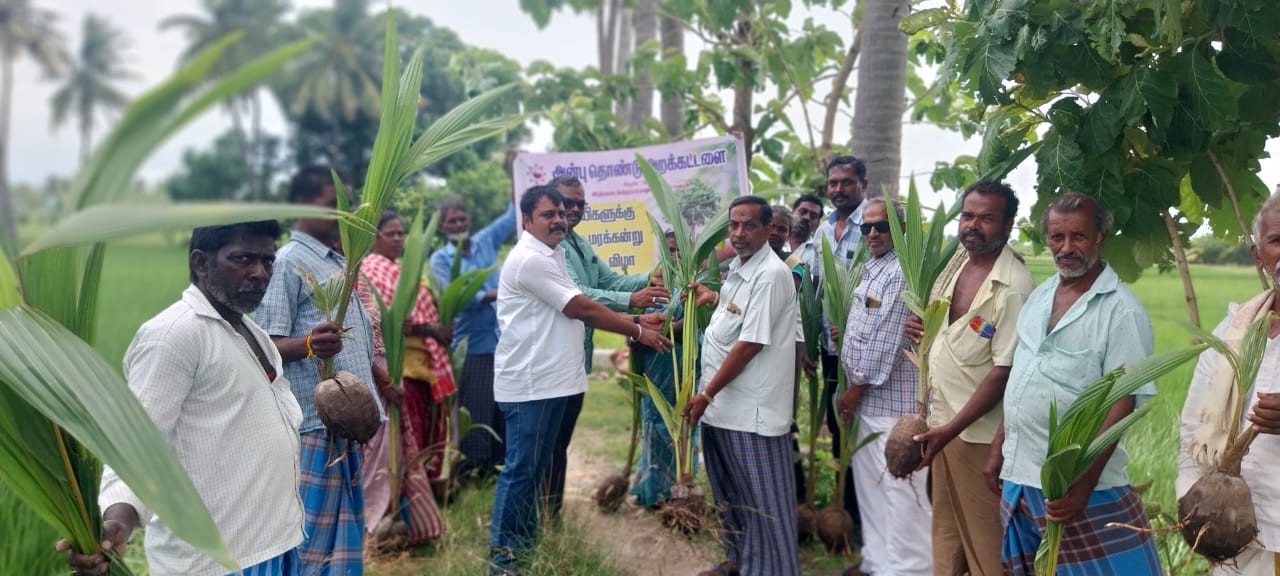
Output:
top-left (1035, 345), bottom-right (1208, 575)
top-left (883, 179), bottom-right (960, 479)
top-left (1180, 313), bottom-right (1274, 562)
top-left (300, 15), bottom-right (516, 444)
top-left (817, 236), bottom-right (881, 553)
top-left (796, 264), bottom-right (824, 541)
top-left (595, 348), bottom-right (641, 512)
top-left (629, 155), bottom-right (730, 534)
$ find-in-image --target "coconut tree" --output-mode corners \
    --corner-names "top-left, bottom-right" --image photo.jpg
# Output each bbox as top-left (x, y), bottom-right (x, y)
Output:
top-left (0, 0), bottom-right (68, 253)
top-left (626, 0), bottom-right (657, 129)
top-left (160, 0), bottom-right (290, 200)
top-left (50, 14), bottom-right (131, 166)
top-left (657, 10), bottom-right (683, 138)
top-left (849, 0), bottom-right (908, 199)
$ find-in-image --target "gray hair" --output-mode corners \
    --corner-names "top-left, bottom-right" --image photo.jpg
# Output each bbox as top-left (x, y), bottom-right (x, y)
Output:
top-left (438, 194), bottom-right (467, 217)
top-left (864, 198), bottom-right (905, 223)
top-left (1252, 192), bottom-right (1280, 239)
top-left (770, 204), bottom-right (792, 222)
top-left (1040, 192), bottom-right (1113, 235)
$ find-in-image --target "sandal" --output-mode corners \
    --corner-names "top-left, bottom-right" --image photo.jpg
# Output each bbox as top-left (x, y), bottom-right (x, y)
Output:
top-left (696, 562), bottom-right (741, 576)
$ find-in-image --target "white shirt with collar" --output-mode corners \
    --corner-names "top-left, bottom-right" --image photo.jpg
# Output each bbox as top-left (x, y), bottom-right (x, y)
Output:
top-left (493, 231), bottom-right (587, 403)
top-left (700, 247), bottom-right (800, 437)
top-left (100, 285), bottom-right (304, 576)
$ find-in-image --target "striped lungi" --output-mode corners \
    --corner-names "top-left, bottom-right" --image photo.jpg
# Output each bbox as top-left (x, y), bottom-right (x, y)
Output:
top-left (456, 353), bottom-right (504, 478)
top-left (1001, 481), bottom-right (1160, 575)
top-left (233, 548), bottom-right (300, 576)
top-left (299, 430), bottom-right (365, 576)
top-left (403, 376), bottom-right (450, 480)
top-left (359, 404), bottom-right (444, 546)
top-left (703, 425), bottom-right (800, 576)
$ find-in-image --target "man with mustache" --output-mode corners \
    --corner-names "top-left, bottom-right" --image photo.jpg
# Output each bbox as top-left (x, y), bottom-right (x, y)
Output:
top-left (814, 156), bottom-right (868, 543)
top-left (1177, 192), bottom-right (1280, 576)
top-left (67, 221), bottom-right (306, 576)
top-left (431, 195), bottom-right (517, 480)
top-left (903, 181), bottom-right (1034, 576)
top-left (835, 199), bottom-right (933, 576)
top-left (786, 193), bottom-right (825, 278)
top-left (544, 174), bottom-right (671, 521)
top-left (254, 167), bottom-right (382, 574)
top-left (488, 185), bottom-right (669, 574)
top-left (993, 192), bottom-right (1161, 575)
top-left (686, 196), bottom-right (803, 576)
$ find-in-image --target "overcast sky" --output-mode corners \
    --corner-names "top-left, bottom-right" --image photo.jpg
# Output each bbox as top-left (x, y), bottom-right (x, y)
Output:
top-left (10, 1), bottom-right (1279, 218)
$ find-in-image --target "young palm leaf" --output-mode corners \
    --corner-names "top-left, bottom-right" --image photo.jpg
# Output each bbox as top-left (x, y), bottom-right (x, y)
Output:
top-left (1035, 345), bottom-right (1208, 575)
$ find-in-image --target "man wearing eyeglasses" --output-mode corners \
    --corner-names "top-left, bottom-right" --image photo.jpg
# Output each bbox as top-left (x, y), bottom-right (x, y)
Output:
top-left (813, 155), bottom-right (869, 545)
top-left (544, 174), bottom-right (672, 519)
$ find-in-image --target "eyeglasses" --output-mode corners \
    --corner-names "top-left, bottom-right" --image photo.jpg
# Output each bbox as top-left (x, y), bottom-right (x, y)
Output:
top-left (860, 221), bottom-right (891, 235)
top-left (563, 199), bottom-right (586, 209)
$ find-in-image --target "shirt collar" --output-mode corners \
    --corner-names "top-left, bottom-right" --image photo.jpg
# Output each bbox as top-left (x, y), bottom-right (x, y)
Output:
top-left (182, 284), bottom-right (233, 323)
top-left (980, 245), bottom-right (1024, 289)
top-left (824, 202), bottom-right (865, 227)
top-left (729, 245), bottom-right (774, 278)
top-left (519, 230), bottom-right (562, 257)
top-left (290, 230), bottom-right (342, 260)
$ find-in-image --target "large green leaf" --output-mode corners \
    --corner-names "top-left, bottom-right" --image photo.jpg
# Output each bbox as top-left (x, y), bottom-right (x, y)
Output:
top-left (21, 203), bottom-right (359, 256)
top-left (0, 305), bottom-right (236, 570)
top-left (1183, 49), bottom-right (1239, 133)
top-left (1035, 130), bottom-right (1086, 194)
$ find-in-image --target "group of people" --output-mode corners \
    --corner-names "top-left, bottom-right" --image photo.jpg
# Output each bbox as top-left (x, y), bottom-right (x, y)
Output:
top-left (61, 152), bottom-right (1280, 576)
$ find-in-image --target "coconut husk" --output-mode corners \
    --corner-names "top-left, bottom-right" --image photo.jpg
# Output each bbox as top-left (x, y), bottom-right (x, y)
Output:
top-left (884, 414), bottom-right (928, 479)
top-left (797, 503), bottom-right (818, 542)
top-left (1179, 471), bottom-right (1258, 562)
top-left (369, 514), bottom-right (409, 553)
top-left (661, 482), bottom-right (705, 534)
top-left (816, 503), bottom-right (853, 554)
top-left (315, 370), bottom-right (381, 443)
top-left (594, 472), bottom-right (630, 513)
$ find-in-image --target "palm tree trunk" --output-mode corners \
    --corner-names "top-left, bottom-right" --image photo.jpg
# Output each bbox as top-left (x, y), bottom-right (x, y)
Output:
top-left (0, 48), bottom-right (17, 252)
top-left (614, 7), bottom-right (634, 121)
top-left (228, 100), bottom-right (258, 201)
top-left (659, 13), bottom-right (684, 138)
top-left (251, 92), bottom-right (264, 201)
top-left (627, 0), bottom-right (658, 130)
top-left (850, 0), bottom-right (910, 200)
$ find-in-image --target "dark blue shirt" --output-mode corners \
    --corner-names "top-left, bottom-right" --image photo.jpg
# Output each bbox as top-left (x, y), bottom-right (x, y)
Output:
top-left (430, 203), bottom-right (516, 355)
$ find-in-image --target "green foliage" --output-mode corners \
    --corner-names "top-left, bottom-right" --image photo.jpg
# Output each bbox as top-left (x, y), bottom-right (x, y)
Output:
top-left (166, 129), bottom-right (284, 202)
top-left (1188, 237), bottom-right (1254, 266)
top-left (0, 482), bottom-right (64, 575)
top-left (929, 0), bottom-right (1280, 282)
top-left (1035, 345), bottom-right (1208, 575)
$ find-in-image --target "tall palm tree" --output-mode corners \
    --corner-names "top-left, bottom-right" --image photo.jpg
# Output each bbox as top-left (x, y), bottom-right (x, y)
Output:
top-left (658, 11), bottom-right (684, 138)
top-left (50, 14), bottom-right (130, 165)
top-left (626, 0), bottom-right (657, 129)
top-left (0, 0), bottom-right (67, 250)
top-left (274, 0), bottom-right (381, 169)
top-left (850, 0), bottom-right (910, 199)
top-left (161, 0), bottom-right (289, 200)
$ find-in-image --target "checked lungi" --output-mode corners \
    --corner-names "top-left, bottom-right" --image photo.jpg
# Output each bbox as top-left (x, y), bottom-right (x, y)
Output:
top-left (234, 549), bottom-right (300, 576)
top-left (299, 430), bottom-right (365, 576)
top-left (703, 425), bottom-right (800, 576)
top-left (1001, 481), bottom-right (1160, 575)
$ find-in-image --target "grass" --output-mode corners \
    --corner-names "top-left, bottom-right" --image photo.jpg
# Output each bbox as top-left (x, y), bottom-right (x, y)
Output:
top-left (5, 238), bottom-right (1263, 574)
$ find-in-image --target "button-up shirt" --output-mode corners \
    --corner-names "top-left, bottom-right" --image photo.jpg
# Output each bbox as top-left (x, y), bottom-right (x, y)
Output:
top-left (431, 203), bottom-right (517, 356)
top-left (700, 247), bottom-right (800, 437)
top-left (815, 204), bottom-right (865, 353)
top-left (562, 229), bottom-right (649, 372)
top-left (254, 230), bottom-right (380, 433)
top-left (840, 249), bottom-right (917, 418)
top-left (102, 286), bottom-right (304, 576)
top-left (1177, 301), bottom-right (1280, 551)
top-left (1000, 264), bottom-right (1155, 490)
top-left (494, 232), bottom-right (587, 402)
top-left (927, 246), bottom-right (1035, 443)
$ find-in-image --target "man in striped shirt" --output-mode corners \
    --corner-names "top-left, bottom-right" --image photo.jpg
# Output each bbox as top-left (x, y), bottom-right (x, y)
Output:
top-left (836, 198), bottom-right (933, 576)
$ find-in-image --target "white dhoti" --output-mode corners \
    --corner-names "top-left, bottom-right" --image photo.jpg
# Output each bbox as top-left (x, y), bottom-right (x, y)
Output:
top-left (851, 414), bottom-right (934, 576)
top-left (1213, 547), bottom-right (1279, 576)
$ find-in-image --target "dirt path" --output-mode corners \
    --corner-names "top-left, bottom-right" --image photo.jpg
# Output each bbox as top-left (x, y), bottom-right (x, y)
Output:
top-left (563, 433), bottom-right (722, 576)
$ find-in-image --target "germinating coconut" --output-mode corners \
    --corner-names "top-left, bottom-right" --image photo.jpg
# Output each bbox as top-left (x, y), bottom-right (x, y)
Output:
top-left (315, 370), bottom-right (380, 443)
top-left (885, 414), bottom-right (929, 479)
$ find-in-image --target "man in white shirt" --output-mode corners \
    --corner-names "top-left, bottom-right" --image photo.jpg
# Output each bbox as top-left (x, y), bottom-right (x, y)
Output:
top-left (1178, 192), bottom-right (1280, 575)
top-left (488, 185), bottom-right (669, 575)
top-left (687, 195), bottom-right (802, 576)
top-left (65, 221), bottom-right (305, 576)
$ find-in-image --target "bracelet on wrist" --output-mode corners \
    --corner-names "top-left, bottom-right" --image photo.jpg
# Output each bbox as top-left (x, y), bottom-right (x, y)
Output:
top-left (305, 333), bottom-right (316, 358)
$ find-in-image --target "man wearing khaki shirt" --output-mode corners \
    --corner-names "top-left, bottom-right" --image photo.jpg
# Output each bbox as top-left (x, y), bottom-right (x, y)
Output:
top-left (906, 181), bottom-right (1034, 576)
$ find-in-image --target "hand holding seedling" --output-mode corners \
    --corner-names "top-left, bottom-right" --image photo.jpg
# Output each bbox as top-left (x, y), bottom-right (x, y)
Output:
top-left (1249, 392), bottom-right (1280, 434)
top-left (630, 285), bottom-right (672, 309)
top-left (687, 282), bottom-right (718, 308)
top-left (308, 321), bottom-right (344, 358)
top-left (58, 503), bottom-right (136, 576)
top-left (638, 312), bottom-right (666, 336)
top-left (634, 322), bottom-right (672, 353)
top-left (912, 423), bottom-right (957, 470)
top-left (1045, 481), bottom-right (1091, 523)
top-left (904, 315), bottom-right (924, 345)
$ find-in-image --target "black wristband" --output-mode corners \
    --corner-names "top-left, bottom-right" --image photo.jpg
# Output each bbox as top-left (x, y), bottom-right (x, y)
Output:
top-left (632, 314), bottom-right (640, 324)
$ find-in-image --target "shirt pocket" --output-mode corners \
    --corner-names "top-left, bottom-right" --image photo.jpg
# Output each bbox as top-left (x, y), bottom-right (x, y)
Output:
top-left (708, 305), bottom-right (744, 348)
top-left (1041, 345), bottom-right (1102, 398)
top-left (945, 327), bottom-right (990, 367)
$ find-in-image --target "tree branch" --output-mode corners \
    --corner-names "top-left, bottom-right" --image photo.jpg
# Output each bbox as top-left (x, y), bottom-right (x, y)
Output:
top-left (821, 26), bottom-right (862, 168)
top-left (1209, 149), bottom-right (1270, 289)
top-left (1163, 209), bottom-right (1201, 331)
top-left (688, 92), bottom-right (730, 133)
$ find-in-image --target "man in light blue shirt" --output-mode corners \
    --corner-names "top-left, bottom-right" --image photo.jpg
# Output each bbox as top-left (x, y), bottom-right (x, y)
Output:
top-left (431, 196), bottom-right (517, 478)
top-left (993, 193), bottom-right (1161, 575)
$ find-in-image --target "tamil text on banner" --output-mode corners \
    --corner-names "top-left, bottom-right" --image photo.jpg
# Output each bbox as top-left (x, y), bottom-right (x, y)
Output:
top-left (511, 135), bottom-right (750, 274)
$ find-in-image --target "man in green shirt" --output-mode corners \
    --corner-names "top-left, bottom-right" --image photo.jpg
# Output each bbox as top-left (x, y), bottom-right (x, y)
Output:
top-left (542, 174), bottom-right (671, 519)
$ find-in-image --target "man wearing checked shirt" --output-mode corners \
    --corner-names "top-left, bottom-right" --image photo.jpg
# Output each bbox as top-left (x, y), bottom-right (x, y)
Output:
top-left (836, 198), bottom-right (932, 576)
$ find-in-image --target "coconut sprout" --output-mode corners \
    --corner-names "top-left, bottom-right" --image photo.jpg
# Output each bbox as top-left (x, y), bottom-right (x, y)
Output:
top-left (883, 178), bottom-right (960, 479)
top-left (796, 264), bottom-right (824, 540)
top-left (594, 349), bottom-right (641, 513)
top-left (1180, 313), bottom-right (1274, 562)
top-left (1035, 345), bottom-right (1207, 575)
top-left (627, 154), bottom-right (731, 534)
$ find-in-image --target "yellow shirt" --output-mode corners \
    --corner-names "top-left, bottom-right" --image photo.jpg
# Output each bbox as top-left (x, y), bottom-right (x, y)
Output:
top-left (926, 245), bottom-right (1034, 444)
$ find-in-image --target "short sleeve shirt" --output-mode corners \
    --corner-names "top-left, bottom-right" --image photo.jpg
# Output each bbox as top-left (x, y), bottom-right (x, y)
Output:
top-left (840, 250), bottom-right (917, 418)
top-left (493, 232), bottom-right (587, 402)
top-left (700, 248), bottom-right (800, 437)
top-left (1000, 264), bottom-right (1156, 490)
top-left (926, 246), bottom-right (1035, 443)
